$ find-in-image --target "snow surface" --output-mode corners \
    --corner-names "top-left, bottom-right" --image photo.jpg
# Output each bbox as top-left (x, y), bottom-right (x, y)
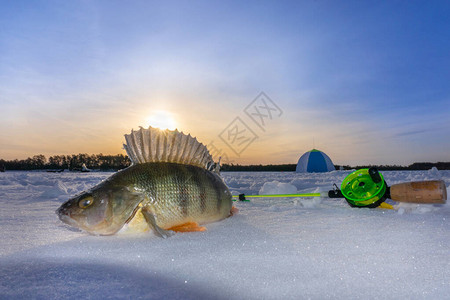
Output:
top-left (0, 170), bottom-right (449, 299)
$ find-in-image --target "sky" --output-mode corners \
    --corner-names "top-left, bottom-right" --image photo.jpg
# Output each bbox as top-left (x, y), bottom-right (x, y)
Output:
top-left (1, 0), bottom-right (449, 166)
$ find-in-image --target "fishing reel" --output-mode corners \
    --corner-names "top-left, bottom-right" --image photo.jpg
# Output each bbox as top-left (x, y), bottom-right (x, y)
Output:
top-left (339, 167), bottom-right (388, 208)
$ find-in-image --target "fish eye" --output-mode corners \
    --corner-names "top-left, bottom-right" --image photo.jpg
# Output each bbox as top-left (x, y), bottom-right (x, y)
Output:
top-left (78, 196), bottom-right (94, 209)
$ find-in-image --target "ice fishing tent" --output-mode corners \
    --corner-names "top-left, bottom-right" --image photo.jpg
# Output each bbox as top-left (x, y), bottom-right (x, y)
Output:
top-left (295, 149), bottom-right (335, 173)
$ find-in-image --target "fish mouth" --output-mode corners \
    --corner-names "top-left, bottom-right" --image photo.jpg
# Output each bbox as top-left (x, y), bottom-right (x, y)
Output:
top-left (56, 204), bottom-right (68, 217)
top-left (56, 210), bottom-right (80, 228)
top-left (56, 204), bottom-right (75, 225)
top-left (58, 213), bottom-right (73, 225)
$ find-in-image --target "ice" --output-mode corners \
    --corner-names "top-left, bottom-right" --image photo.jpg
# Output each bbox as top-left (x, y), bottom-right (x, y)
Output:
top-left (259, 180), bottom-right (297, 195)
top-left (39, 180), bottom-right (69, 199)
top-left (429, 166), bottom-right (442, 179)
top-left (395, 202), bottom-right (442, 214)
top-left (1, 170), bottom-right (449, 299)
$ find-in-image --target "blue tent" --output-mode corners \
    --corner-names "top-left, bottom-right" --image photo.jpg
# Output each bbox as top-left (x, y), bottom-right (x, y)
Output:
top-left (296, 149), bottom-right (335, 173)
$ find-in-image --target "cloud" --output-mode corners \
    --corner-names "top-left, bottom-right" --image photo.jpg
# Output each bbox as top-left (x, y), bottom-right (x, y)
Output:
top-left (389, 129), bottom-right (431, 138)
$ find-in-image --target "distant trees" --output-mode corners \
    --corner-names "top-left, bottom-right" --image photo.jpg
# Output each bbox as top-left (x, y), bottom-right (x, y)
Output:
top-left (0, 155), bottom-right (449, 171)
top-left (221, 163), bottom-right (450, 172)
top-left (408, 162), bottom-right (450, 170)
top-left (221, 164), bottom-right (297, 172)
top-left (348, 162), bottom-right (450, 171)
top-left (0, 154), bottom-right (131, 171)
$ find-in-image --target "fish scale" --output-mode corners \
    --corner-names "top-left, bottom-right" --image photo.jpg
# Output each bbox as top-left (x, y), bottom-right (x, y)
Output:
top-left (118, 162), bottom-right (231, 230)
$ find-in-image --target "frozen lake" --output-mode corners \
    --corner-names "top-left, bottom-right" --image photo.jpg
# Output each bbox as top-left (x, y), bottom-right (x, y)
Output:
top-left (1, 170), bottom-right (449, 299)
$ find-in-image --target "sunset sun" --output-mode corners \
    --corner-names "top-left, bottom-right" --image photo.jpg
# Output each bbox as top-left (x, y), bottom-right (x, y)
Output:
top-left (145, 110), bottom-right (177, 130)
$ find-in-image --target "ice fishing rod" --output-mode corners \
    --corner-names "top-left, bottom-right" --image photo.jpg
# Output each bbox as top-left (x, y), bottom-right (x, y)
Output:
top-left (232, 167), bottom-right (447, 208)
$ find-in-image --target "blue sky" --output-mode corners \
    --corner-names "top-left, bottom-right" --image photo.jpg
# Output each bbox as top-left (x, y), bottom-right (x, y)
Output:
top-left (1, 0), bottom-right (449, 165)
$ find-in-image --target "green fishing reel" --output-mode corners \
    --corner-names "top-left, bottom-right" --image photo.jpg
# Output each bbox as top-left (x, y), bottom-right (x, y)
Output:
top-left (340, 167), bottom-right (387, 208)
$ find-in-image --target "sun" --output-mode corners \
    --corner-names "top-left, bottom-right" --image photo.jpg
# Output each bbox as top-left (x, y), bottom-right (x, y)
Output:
top-left (145, 110), bottom-right (177, 130)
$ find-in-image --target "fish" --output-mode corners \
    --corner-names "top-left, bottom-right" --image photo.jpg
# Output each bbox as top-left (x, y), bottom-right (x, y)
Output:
top-left (56, 126), bottom-right (233, 237)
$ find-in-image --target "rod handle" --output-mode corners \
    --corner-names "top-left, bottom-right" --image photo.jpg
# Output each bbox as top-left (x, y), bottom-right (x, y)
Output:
top-left (390, 180), bottom-right (447, 204)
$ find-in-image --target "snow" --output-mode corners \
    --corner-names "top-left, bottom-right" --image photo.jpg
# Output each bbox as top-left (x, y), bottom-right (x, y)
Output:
top-left (1, 170), bottom-right (449, 299)
top-left (259, 181), bottom-right (298, 195)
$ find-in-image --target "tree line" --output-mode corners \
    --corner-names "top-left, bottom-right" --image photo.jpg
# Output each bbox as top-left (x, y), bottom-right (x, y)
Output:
top-left (1, 154), bottom-right (449, 171)
top-left (0, 154), bottom-right (131, 171)
top-left (221, 162), bottom-right (450, 171)
top-left (346, 162), bottom-right (450, 171)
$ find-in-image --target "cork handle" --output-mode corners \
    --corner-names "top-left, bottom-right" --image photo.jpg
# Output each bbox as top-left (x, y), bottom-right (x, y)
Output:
top-left (390, 180), bottom-right (447, 204)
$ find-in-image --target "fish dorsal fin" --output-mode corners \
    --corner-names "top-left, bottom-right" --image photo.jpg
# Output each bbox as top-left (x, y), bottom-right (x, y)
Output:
top-left (124, 126), bottom-right (217, 171)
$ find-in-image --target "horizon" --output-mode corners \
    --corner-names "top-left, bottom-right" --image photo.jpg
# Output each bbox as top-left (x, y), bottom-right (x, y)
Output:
top-left (2, 151), bottom-right (449, 169)
top-left (1, 1), bottom-right (449, 166)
